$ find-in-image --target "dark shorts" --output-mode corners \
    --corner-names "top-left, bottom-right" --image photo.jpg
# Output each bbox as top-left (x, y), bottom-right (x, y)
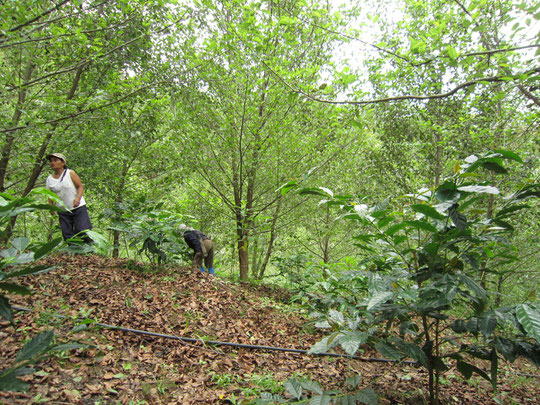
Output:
top-left (57, 205), bottom-right (92, 242)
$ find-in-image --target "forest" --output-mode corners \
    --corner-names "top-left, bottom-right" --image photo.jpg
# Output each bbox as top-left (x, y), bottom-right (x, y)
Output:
top-left (1, 0), bottom-right (539, 404)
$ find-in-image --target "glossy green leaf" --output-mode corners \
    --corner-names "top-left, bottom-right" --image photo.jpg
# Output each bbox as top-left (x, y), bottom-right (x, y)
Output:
top-left (404, 220), bottom-right (438, 233)
top-left (32, 237), bottom-right (64, 261)
top-left (355, 389), bottom-right (378, 405)
top-left (411, 204), bottom-right (445, 220)
top-left (457, 360), bottom-right (490, 381)
top-left (11, 237), bottom-right (30, 252)
top-left (0, 374), bottom-right (29, 392)
top-left (15, 330), bottom-right (54, 363)
top-left (478, 313), bottom-right (497, 338)
top-left (284, 378), bottom-right (303, 399)
top-left (516, 304), bottom-right (540, 342)
top-left (493, 149), bottom-right (522, 162)
top-left (449, 204), bottom-right (467, 231)
top-left (0, 295), bottom-right (12, 323)
top-left (0, 282), bottom-right (31, 295)
top-left (494, 337), bottom-right (516, 362)
top-left (375, 342), bottom-right (402, 361)
top-left (457, 185), bottom-right (499, 194)
top-left (367, 292), bottom-right (393, 310)
top-left (338, 331), bottom-right (368, 355)
top-left (309, 394), bottom-right (331, 405)
top-left (299, 379), bottom-right (322, 394)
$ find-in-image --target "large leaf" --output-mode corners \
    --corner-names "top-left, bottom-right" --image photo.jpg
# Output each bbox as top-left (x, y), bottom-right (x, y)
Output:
top-left (457, 360), bottom-right (490, 381)
top-left (459, 274), bottom-right (487, 303)
top-left (383, 222), bottom-right (407, 236)
top-left (516, 304), bottom-right (540, 342)
top-left (308, 336), bottom-right (330, 354)
top-left (308, 394), bottom-right (331, 405)
top-left (0, 295), bottom-right (12, 323)
top-left (374, 342), bottom-right (402, 361)
top-left (411, 204), bottom-right (445, 220)
top-left (367, 292), bottom-right (393, 310)
top-left (49, 343), bottom-right (88, 352)
top-left (481, 161), bottom-right (508, 174)
top-left (457, 185), bottom-right (499, 194)
top-left (32, 237), bottom-right (64, 261)
top-left (404, 220), bottom-right (438, 233)
top-left (392, 338), bottom-right (428, 367)
top-left (15, 330), bottom-right (54, 363)
top-left (493, 149), bottom-right (522, 163)
top-left (11, 237), bottom-right (30, 252)
top-left (478, 313), bottom-right (497, 338)
top-left (355, 388), bottom-right (378, 405)
top-left (494, 337), bottom-right (516, 362)
top-left (495, 204), bottom-right (529, 219)
top-left (327, 309), bottom-right (345, 327)
top-left (299, 379), bottom-right (323, 395)
top-left (0, 282), bottom-right (32, 295)
top-left (298, 187), bottom-right (333, 197)
top-left (345, 374), bottom-right (362, 388)
top-left (0, 374), bottom-right (28, 392)
top-left (85, 230), bottom-right (113, 256)
top-left (448, 204), bottom-right (467, 231)
top-left (337, 331), bottom-right (369, 356)
top-left (284, 378), bottom-right (303, 399)
top-left (338, 394), bottom-right (357, 405)
top-left (514, 341), bottom-right (540, 367)
top-left (5, 264), bottom-right (53, 279)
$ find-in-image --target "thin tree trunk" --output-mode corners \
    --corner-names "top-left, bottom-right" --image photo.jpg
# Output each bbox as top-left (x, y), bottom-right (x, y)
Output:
top-left (0, 61), bottom-right (35, 191)
top-left (256, 197), bottom-right (282, 279)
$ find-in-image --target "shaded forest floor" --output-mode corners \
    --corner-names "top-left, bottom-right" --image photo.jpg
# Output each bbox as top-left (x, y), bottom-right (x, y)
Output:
top-left (1, 254), bottom-right (538, 404)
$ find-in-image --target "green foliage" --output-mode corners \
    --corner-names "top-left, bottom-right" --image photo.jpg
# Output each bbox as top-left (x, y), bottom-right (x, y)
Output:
top-left (106, 197), bottom-right (188, 265)
top-left (0, 189), bottom-right (87, 392)
top-left (0, 189), bottom-right (65, 323)
top-left (254, 375), bottom-right (377, 405)
top-left (290, 150), bottom-right (539, 404)
top-left (0, 330), bottom-right (87, 392)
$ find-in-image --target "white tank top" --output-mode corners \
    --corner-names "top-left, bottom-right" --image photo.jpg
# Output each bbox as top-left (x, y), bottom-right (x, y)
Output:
top-left (46, 169), bottom-right (86, 210)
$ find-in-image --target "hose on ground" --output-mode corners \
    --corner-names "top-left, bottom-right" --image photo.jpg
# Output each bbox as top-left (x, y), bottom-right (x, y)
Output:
top-left (12, 305), bottom-right (417, 365)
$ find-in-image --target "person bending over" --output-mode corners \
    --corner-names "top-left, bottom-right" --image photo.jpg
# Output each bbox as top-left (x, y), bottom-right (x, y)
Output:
top-left (178, 224), bottom-right (214, 275)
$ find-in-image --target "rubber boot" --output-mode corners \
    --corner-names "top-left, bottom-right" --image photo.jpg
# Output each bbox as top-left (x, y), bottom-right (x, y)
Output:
top-left (208, 267), bottom-right (215, 275)
top-left (200, 267), bottom-right (205, 272)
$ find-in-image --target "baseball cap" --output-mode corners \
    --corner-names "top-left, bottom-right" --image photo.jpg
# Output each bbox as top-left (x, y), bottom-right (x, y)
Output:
top-left (46, 153), bottom-right (66, 163)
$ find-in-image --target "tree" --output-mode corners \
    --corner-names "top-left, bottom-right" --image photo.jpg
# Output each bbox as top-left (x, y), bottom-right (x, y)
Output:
top-left (166, 0), bottom-right (356, 280)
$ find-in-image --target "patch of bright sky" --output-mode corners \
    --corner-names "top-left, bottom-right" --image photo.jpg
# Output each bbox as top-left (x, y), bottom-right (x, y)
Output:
top-left (328, 0), bottom-right (539, 70)
top-left (324, 0), bottom-right (538, 98)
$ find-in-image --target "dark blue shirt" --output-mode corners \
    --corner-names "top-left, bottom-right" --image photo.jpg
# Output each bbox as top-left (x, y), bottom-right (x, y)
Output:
top-left (183, 230), bottom-right (209, 252)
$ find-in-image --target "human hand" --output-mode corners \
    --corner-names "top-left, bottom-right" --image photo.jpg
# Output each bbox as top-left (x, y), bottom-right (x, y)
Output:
top-left (73, 198), bottom-right (80, 208)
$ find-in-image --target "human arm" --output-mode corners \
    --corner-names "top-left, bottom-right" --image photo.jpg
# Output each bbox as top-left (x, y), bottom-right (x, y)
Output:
top-left (69, 170), bottom-right (84, 208)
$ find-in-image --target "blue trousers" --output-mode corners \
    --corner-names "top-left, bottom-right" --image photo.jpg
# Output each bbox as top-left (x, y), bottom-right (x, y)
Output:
top-left (57, 205), bottom-right (92, 243)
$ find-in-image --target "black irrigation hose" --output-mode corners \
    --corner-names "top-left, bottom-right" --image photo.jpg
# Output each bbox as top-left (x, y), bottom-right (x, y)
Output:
top-left (14, 305), bottom-right (540, 378)
top-left (13, 305), bottom-right (417, 365)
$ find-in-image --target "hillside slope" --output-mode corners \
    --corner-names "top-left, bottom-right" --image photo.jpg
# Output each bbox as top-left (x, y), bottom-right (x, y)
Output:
top-left (1, 254), bottom-right (537, 404)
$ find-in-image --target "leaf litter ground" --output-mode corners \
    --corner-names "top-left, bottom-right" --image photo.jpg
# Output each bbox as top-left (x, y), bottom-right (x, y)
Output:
top-left (1, 254), bottom-right (538, 404)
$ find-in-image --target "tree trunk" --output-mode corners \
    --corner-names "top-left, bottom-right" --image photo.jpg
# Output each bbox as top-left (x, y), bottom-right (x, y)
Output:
top-left (237, 225), bottom-right (250, 281)
top-left (256, 197), bottom-right (282, 279)
top-left (113, 230), bottom-right (121, 258)
top-left (0, 61), bottom-right (35, 192)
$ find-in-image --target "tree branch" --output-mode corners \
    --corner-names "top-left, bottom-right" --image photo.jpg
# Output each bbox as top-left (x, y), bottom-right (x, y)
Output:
top-left (265, 64), bottom-right (540, 105)
top-left (1, 0), bottom-right (71, 36)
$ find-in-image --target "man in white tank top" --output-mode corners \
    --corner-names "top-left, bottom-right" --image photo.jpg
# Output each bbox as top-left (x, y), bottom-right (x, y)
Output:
top-left (45, 153), bottom-right (92, 243)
